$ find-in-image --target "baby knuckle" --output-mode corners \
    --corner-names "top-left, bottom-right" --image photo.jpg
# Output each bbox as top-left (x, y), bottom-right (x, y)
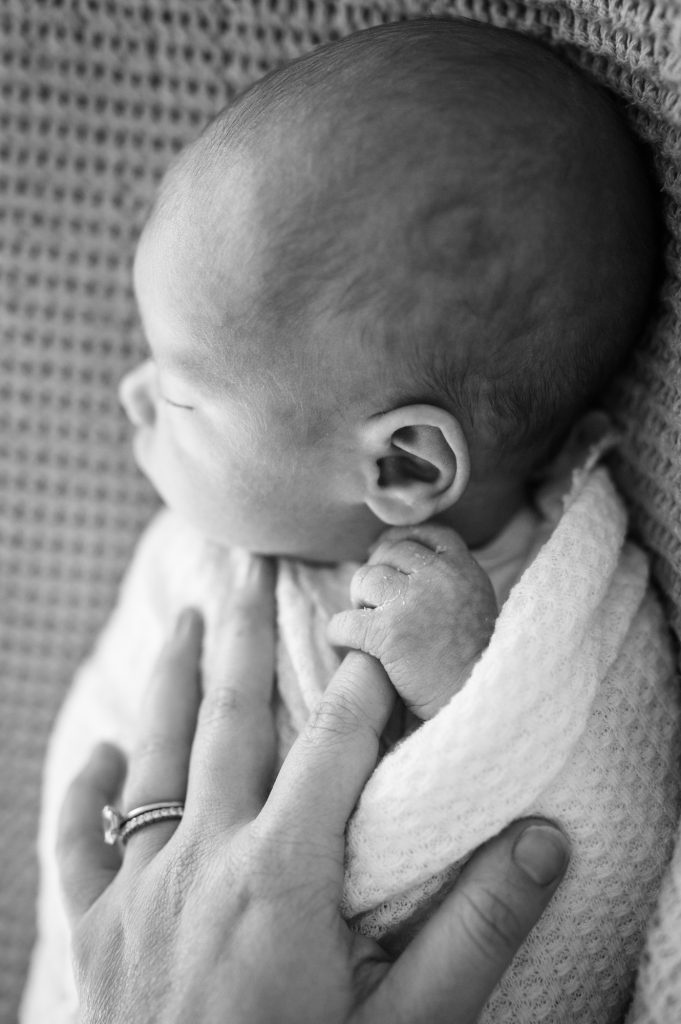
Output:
top-left (360, 565), bottom-right (404, 608)
top-left (371, 526), bottom-right (415, 552)
top-left (352, 614), bottom-right (390, 659)
top-left (350, 566), bottom-right (374, 606)
top-left (366, 540), bottom-right (395, 567)
top-left (418, 522), bottom-right (460, 547)
top-left (401, 539), bottom-right (437, 566)
top-left (351, 563), bottom-right (371, 588)
top-left (458, 886), bottom-right (525, 962)
top-left (370, 536), bottom-right (432, 571)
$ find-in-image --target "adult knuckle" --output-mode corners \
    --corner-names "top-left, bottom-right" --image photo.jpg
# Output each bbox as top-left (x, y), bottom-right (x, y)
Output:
top-left (70, 924), bottom-right (94, 970)
top-left (156, 839), bottom-right (206, 919)
top-left (246, 822), bottom-right (335, 916)
top-left (305, 691), bottom-right (362, 744)
top-left (73, 909), bottom-right (124, 982)
top-left (336, 609), bottom-right (375, 653)
top-left (217, 824), bottom-right (291, 910)
top-left (458, 885), bottom-right (524, 962)
top-left (72, 922), bottom-right (112, 983)
top-left (328, 609), bottom-right (356, 641)
top-left (226, 597), bottom-right (268, 634)
top-left (132, 730), bottom-right (175, 766)
top-left (199, 683), bottom-right (249, 726)
top-left (243, 821), bottom-right (286, 879)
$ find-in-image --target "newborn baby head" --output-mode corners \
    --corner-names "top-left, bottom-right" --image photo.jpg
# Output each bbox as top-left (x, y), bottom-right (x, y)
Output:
top-left (120, 18), bottom-right (658, 562)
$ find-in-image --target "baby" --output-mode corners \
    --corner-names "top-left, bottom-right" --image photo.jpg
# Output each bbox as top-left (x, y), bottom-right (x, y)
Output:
top-left (22, 17), bottom-right (681, 1024)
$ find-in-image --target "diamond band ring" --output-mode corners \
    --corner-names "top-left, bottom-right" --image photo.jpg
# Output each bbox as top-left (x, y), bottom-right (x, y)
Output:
top-left (102, 802), bottom-right (185, 846)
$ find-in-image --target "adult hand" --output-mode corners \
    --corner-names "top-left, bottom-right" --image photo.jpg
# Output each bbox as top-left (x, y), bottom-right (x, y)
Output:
top-left (58, 557), bottom-right (570, 1024)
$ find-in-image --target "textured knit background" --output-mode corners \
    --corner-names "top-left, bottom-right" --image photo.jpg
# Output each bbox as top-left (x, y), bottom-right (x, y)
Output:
top-left (1, 1), bottom-right (680, 1022)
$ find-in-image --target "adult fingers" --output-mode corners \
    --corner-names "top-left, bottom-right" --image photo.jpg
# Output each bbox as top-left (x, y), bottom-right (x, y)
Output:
top-left (120, 608), bottom-right (203, 867)
top-left (367, 819), bottom-right (570, 1024)
top-left (184, 555), bottom-right (277, 836)
top-left (58, 743), bottom-right (126, 927)
top-left (327, 607), bottom-right (375, 656)
top-left (260, 650), bottom-right (395, 875)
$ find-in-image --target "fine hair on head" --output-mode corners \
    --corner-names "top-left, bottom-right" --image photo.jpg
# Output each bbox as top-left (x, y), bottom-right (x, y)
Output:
top-left (152, 17), bottom-right (662, 479)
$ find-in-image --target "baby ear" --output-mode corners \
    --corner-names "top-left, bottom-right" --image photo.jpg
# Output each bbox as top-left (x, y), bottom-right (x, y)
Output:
top-left (359, 405), bottom-right (470, 526)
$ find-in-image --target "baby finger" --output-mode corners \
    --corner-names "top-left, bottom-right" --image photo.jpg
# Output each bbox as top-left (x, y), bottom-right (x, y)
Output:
top-left (350, 563), bottom-right (408, 609)
top-left (373, 523), bottom-right (471, 565)
top-left (367, 536), bottom-right (438, 574)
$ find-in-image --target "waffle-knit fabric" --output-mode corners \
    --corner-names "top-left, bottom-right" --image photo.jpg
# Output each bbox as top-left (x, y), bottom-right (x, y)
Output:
top-left (2, 2), bottom-right (681, 1021)
top-left (19, 458), bottom-right (681, 1024)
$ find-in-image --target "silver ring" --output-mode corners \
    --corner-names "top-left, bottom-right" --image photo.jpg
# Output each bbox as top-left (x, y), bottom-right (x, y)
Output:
top-left (102, 802), bottom-right (185, 846)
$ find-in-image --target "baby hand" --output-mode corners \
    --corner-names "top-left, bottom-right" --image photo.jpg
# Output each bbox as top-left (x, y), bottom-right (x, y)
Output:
top-left (328, 524), bottom-right (498, 721)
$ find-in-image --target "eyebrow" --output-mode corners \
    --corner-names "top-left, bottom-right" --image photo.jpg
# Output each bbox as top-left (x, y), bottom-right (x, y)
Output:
top-left (143, 334), bottom-right (227, 391)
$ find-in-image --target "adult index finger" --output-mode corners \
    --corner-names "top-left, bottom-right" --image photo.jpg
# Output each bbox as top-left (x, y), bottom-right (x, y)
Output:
top-left (119, 608), bottom-right (203, 869)
top-left (184, 555), bottom-right (278, 837)
top-left (258, 650), bottom-right (395, 879)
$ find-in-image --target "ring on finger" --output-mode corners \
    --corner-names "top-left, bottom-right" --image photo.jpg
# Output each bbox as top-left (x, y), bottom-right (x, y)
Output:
top-left (102, 801), bottom-right (185, 846)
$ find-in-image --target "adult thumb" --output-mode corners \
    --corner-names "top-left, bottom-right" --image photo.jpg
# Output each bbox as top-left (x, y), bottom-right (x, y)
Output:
top-left (369, 818), bottom-right (570, 1024)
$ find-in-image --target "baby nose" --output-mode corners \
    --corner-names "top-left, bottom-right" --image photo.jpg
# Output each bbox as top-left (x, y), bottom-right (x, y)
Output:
top-left (118, 359), bottom-right (157, 428)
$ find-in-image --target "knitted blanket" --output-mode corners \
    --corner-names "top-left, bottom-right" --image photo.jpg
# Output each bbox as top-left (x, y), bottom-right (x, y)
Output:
top-left (4, 4), bottom-right (681, 1022)
top-left (342, 464), bottom-right (681, 1024)
top-left (21, 457), bottom-right (681, 1024)
top-left (4, 4), bottom-right (681, 1021)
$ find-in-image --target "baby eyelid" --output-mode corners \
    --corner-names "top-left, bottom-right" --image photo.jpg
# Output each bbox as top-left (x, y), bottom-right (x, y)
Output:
top-left (163, 397), bottom-right (195, 411)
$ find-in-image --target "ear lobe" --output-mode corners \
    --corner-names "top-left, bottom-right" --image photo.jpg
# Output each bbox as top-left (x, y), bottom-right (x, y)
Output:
top-left (360, 405), bottom-right (470, 527)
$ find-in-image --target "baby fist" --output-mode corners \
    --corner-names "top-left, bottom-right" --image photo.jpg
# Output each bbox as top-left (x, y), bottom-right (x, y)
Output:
top-left (328, 524), bottom-right (498, 721)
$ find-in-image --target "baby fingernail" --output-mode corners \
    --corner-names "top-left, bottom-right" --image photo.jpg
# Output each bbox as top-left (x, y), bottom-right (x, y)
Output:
top-left (513, 824), bottom-right (570, 885)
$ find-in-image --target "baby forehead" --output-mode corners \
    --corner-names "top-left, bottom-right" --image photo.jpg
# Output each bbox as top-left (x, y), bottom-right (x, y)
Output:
top-left (133, 224), bottom-right (307, 392)
top-left (136, 161), bottom-right (274, 322)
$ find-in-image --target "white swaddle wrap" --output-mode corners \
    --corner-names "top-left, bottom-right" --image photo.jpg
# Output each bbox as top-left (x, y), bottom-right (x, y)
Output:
top-left (21, 455), bottom-right (681, 1024)
top-left (278, 460), bottom-right (681, 1023)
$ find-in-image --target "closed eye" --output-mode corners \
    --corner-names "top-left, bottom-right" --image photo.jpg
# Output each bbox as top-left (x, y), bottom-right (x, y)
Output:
top-left (163, 397), bottom-right (195, 411)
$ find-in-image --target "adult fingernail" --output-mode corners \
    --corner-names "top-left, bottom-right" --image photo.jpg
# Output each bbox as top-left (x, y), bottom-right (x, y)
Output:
top-left (513, 824), bottom-right (570, 885)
